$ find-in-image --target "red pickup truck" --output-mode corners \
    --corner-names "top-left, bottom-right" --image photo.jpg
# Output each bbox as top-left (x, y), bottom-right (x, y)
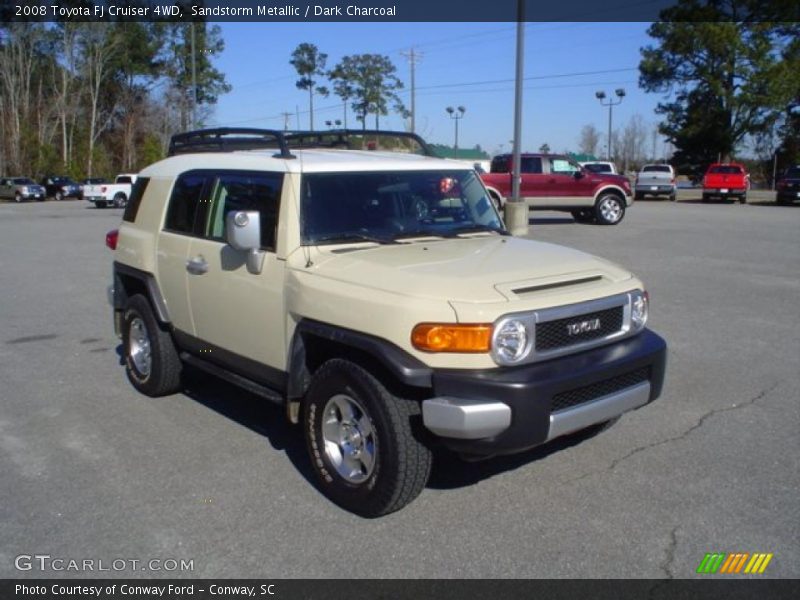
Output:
top-left (702, 163), bottom-right (749, 204)
top-left (480, 153), bottom-right (633, 225)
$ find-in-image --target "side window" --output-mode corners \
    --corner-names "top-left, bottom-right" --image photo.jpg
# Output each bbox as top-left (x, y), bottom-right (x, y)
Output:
top-left (205, 172), bottom-right (282, 251)
top-left (165, 172), bottom-right (208, 235)
top-left (551, 159), bottom-right (579, 175)
top-left (490, 156), bottom-right (509, 173)
top-left (520, 157), bottom-right (542, 174)
top-left (123, 177), bottom-right (149, 223)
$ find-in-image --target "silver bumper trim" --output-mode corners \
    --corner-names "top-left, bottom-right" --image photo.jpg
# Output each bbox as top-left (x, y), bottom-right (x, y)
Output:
top-left (547, 381), bottom-right (651, 441)
top-left (422, 397), bottom-right (511, 439)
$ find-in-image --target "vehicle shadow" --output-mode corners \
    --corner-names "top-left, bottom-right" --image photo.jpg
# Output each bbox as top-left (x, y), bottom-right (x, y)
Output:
top-left (528, 216), bottom-right (576, 225)
top-left (113, 344), bottom-right (314, 484)
top-left (427, 426), bottom-right (605, 490)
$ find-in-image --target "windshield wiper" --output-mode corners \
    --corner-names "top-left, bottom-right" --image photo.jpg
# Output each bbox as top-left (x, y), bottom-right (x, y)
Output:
top-left (449, 224), bottom-right (508, 236)
top-left (391, 229), bottom-right (451, 240)
top-left (314, 233), bottom-right (398, 245)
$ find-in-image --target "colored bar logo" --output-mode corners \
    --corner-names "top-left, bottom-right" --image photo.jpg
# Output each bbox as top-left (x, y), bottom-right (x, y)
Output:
top-left (696, 553), bottom-right (773, 574)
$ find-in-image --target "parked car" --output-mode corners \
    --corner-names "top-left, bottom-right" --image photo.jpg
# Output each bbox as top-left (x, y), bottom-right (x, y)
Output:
top-left (40, 176), bottom-right (82, 201)
top-left (702, 163), bottom-right (749, 203)
top-left (480, 153), bottom-right (633, 225)
top-left (580, 161), bottom-right (618, 175)
top-left (0, 177), bottom-right (46, 202)
top-left (105, 128), bottom-right (666, 516)
top-left (775, 165), bottom-right (800, 205)
top-left (83, 174), bottom-right (137, 208)
top-left (634, 164), bottom-right (676, 201)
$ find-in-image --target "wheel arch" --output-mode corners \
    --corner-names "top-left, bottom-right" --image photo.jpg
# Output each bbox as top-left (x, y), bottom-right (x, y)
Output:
top-left (286, 319), bottom-right (433, 402)
top-left (484, 186), bottom-right (506, 208)
top-left (113, 262), bottom-right (171, 325)
top-left (593, 184), bottom-right (628, 204)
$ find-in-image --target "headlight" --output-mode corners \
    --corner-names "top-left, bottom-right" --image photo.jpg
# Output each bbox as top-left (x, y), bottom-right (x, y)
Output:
top-left (491, 318), bottom-right (532, 365)
top-left (631, 290), bottom-right (649, 331)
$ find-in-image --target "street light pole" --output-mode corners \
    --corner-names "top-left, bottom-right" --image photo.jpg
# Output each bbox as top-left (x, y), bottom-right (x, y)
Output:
top-left (595, 88), bottom-right (625, 161)
top-left (446, 106), bottom-right (465, 159)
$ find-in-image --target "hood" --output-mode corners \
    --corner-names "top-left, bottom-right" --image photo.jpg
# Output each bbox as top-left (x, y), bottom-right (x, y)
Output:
top-left (290, 236), bottom-right (633, 304)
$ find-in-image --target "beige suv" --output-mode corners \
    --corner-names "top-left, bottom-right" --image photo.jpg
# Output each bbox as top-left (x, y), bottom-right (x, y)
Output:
top-left (107, 129), bottom-right (667, 517)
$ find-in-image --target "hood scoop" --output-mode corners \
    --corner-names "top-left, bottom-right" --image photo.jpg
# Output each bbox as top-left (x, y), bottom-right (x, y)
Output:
top-left (496, 271), bottom-right (610, 301)
top-left (511, 275), bottom-right (603, 295)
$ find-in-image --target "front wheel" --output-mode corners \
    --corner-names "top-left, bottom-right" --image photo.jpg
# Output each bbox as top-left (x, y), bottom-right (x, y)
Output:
top-left (303, 359), bottom-right (432, 517)
top-left (594, 193), bottom-right (626, 225)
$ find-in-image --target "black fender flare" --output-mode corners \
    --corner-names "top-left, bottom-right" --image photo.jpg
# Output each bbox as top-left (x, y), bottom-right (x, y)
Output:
top-left (113, 262), bottom-right (171, 325)
top-left (286, 319), bottom-right (433, 399)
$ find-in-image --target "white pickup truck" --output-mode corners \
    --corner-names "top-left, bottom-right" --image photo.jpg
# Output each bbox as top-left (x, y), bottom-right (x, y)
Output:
top-left (83, 174), bottom-right (137, 208)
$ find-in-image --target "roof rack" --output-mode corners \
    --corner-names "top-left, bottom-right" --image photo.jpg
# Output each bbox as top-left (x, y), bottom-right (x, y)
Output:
top-left (168, 128), bottom-right (295, 158)
top-left (167, 128), bottom-right (439, 158)
top-left (284, 129), bottom-right (438, 157)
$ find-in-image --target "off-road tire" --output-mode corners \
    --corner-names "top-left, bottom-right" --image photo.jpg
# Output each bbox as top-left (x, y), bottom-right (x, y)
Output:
top-left (594, 192), bottom-right (626, 225)
top-left (122, 294), bottom-right (182, 397)
top-left (303, 359), bottom-right (432, 517)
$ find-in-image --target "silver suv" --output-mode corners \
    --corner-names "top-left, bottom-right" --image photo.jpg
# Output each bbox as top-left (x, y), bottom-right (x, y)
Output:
top-left (0, 177), bottom-right (46, 202)
top-left (107, 128), bottom-right (667, 516)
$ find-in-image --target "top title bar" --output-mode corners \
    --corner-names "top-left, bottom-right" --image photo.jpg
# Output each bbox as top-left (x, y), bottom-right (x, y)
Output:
top-left (4, 0), bottom-right (692, 23)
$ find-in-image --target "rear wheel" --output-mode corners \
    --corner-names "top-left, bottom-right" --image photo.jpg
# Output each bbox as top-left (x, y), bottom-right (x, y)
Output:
top-left (634, 192), bottom-right (643, 201)
top-left (15, 193), bottom-right (22, 203)
top-left (594, 193), bottom-right (625, 225)
top-left (669, 192), bottom-right (677, 202)
top-left (55, 191), bottom-right (63, 201)
top-left (122, 294), bottom-right (182, 397)
top-left (113, 193), bottom-right (128, 208)
top-left (96, 200), bottom-right (107, 208)
top-left (303, 359), bottom-right (432, 517)
top-left (739, 195), bottom-right (747, 204)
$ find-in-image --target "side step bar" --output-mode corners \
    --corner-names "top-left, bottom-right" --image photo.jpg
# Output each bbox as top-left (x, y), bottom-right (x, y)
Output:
top-left (180, 352), bottom-right (285, 406)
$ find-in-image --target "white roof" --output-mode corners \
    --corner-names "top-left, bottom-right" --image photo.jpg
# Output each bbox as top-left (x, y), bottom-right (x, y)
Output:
top-left (140, 148), bottom-right (466, 177)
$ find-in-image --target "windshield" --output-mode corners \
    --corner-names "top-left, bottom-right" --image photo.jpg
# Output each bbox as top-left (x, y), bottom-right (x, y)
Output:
top-left (783, 167), bottom-right (800, 178)
top-left (300, 170), bottom-right (505, 245)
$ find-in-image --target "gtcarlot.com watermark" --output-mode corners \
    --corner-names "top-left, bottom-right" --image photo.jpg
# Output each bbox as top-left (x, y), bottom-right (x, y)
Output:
top-left (14, 554), bottom-right (194, 573)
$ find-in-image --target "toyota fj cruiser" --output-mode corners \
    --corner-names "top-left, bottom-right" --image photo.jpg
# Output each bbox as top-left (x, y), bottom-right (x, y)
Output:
top-left (107, 129), bottom-right (667, 517)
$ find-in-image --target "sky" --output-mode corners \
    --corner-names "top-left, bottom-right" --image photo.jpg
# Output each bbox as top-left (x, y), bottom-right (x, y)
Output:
top-left (208, 22), bottom-right (672, 158)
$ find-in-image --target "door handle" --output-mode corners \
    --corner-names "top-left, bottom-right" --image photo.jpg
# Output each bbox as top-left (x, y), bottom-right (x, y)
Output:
top-left (186, 256), bottom-right (208, 275)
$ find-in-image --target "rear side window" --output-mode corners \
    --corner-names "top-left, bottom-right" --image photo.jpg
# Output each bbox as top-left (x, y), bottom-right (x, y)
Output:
top-left (165, 172), bottom-right (208, 234)
top-left (204, 172), bottom-right (283, 251)
top-left (521, 157), bottom-right (542, 174)
top-left (490, 156), bottom-right (509, 173)
top-left (123, 177), bottom-right (149, 223)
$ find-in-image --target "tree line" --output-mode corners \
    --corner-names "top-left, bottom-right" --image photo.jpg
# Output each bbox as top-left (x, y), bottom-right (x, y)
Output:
top-left (290, 42), bottom-right (407, 132)
top-left (0, 20), bottom-right (229, 179)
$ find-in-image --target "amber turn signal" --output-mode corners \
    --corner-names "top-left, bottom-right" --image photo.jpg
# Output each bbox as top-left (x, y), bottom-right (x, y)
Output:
top-left (411, 323), bottom-right (492, 353)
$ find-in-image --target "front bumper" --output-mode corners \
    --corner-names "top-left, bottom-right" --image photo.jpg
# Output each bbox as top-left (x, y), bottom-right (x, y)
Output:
top-left (422, 329), bottom-right (666, 456)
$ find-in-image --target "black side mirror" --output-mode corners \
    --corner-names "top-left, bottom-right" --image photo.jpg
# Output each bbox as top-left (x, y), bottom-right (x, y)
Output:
top-left (574, 170), bottom-right (584, 179)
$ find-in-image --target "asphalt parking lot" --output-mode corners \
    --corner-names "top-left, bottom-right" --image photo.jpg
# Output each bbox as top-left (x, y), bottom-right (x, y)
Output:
top-left (0, 195), bottom-right (797, 579)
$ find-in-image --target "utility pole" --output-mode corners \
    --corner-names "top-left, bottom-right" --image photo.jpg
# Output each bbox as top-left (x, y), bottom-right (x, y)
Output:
top-left (401, 48), bottom-right (422, 133)
top-left (281, 112), bottom-right (292, 131)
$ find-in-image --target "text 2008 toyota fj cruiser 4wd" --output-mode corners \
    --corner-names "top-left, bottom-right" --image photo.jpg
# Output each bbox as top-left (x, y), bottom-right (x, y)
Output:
top-left (107, 129), bottom-right (667, 517)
